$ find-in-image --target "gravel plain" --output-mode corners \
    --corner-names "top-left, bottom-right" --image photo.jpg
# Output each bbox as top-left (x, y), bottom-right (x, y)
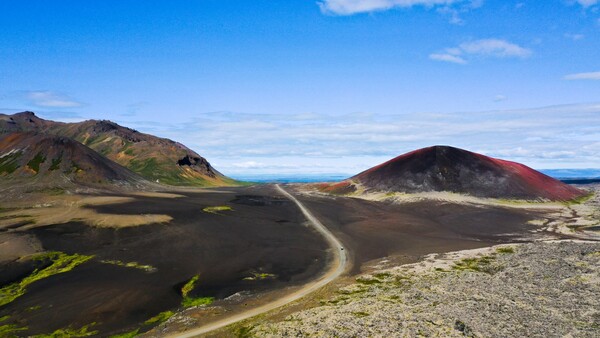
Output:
top-left (251, 240), bottom-right (600, 338)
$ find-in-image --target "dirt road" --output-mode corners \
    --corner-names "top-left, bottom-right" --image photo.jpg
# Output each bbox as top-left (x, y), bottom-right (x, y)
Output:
top-left (170, 184), bottom-right (348, 337)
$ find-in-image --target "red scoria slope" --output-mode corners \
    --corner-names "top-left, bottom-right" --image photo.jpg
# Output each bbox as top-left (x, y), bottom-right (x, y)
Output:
top-left (349, 146), bottom-right (585, 201)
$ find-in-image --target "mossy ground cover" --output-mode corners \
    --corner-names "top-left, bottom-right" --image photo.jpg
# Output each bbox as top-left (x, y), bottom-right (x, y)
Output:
top-left (496, 246), bottom-right (515, 254)
top-left (26, 152), bottom-right (46, 173)
top-left (180, 275), bottom-right (215, 308)
top-left (108, 311), bottom-right (175, 338)
top-left (0, 251), bottom-right (93, 307)
top-left (450, 249), bottom-right (515, 274)
top-left (129, 157), bottom-right (200, 186)
top-left (48, 156), bottom-right (62, 171)
top-left (31, 323), bottom-right (98, 338)
top-left (243, 271), bottom-right (276, 281)
top-left (564, 192), bottom-right (595, 206)
top-left (0, 323), bottom-right (28, 338)
top-left (202, 205), bottom-right (233, 214)
top-left (99, 259), bottom-right (156, 273)
top-left (0, 150), bottom-right (22, 174)
top-left (144, 311), bottom-right (175, 325)
top-left (109, 329), bottom-right (139, 338)
top-left (452, 255), bottom-right (495, 273)
top-left (182, 296), bottom-right (214, 308)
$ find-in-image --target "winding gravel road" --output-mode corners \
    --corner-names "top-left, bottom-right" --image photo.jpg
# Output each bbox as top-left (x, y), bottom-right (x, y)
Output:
top-left (170, 184), bottom-right (348, 337)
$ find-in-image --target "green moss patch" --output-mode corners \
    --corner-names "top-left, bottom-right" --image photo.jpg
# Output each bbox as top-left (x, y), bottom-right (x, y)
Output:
top-left (109, 328), bottom-right (139, 338)
top-left (180, 275), bottom-right (214, 308)
top-left (48, 156), bottom-right (62, 171)
top-left (181, 275), bottom-right (199, 297)
top-left (496, 246), bottom-right (515, 254)
top-left (0, 150), bottom-right (23, 174)
top-left (182, 296), bottom-right (214, 308)
top-left (564, 192), bottom-right (595, 205)
top-left (27, 152), bottom-right (46, 173)
top-left (32, 323), bottom-right (98, 338)
top-left (452, 255), bottom-right (499, 274)
top-left (235, 325), bottom-right (256, 338)
top-left (243, 271), bottom-right (276, 281)
top-left (356, 276), bottom-right (383, 285)
top-left (0, 323), bottom-right (28, 338)
top-left (99, 259), bottom-right (156, 273)
top-left (0, 251), bottom-right (94, 307)
top-left (129, 158), bottom-right (160, 180)
top-left (144, 311), bottom-right (175, 325)
top-left (202, 205), bottom-right (233, 214)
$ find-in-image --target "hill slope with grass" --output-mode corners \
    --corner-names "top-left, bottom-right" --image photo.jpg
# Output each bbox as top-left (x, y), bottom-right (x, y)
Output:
top-left (0, 132), bottom-right (148, 188)
top-left (0, 111), bottom-right (237, 186)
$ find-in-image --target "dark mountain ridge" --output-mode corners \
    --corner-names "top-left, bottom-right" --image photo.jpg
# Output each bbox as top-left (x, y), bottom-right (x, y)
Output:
top-left (0, 111), bottom-right (236, 186)
top-left (0, 132), bottom-right (147, 187)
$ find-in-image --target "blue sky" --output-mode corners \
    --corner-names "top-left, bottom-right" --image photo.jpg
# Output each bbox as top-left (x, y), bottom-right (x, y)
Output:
top-left (1, 0), bottom-right (599, 176)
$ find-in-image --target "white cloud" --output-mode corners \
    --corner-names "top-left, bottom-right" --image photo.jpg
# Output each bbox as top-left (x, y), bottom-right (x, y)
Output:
top-left (231, 161), bottom-right (268, 169)
top-left (318, 0), bottom-right (462, 15)
top-left (458, 39), bottom-right (532, 58)
top-left (564, 71), bottom-right (600, 80)
top-left (24, 91), bottom-right (82, 108)
top-left (575, 0), bottom-right (598, 8)
top-left (429, 53), bottom-right (467, 64)
top-left (493, 95), bottom-right (507, 102)
top-left (128, 103), bottom-right (600, 175)
top-left (431, 39), bottom-right (531, 64)
top-left (564, 33), bottom-right (584, 41)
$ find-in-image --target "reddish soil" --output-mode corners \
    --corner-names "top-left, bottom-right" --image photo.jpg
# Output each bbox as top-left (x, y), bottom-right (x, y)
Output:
top-left (352, 145), bottom-right (585, 201)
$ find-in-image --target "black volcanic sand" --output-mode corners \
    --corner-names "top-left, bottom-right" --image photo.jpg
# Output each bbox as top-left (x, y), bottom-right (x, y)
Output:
top-left (0, 185), bottom-right (329, 336)
top-left (1, 184), bottom-right (556, 336)
top-left (293, 189), bottom-right (551, 273)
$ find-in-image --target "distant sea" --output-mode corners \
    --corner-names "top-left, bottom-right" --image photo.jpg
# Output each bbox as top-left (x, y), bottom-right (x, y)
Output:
top-left (540, 169), bottom-right (600, 180)
top-left (230, 174), bottom-right (349, 183)
top-left (231, 169), bottom-right (600, 184)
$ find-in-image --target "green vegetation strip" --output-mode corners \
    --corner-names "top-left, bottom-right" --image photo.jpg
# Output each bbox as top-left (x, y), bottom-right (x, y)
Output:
top-left (496, 246), bottom-right (515, 254)
top-left (108, 310), bottom-right (176, 338)
top-left (0, 150), bottom-right (22, 174)
top-left (99, 259), bottom-right (156, 273)
top-left (49, 156), bottom-right (62, 171)
top-left (452, 256), bottom-right (495, 273)
top-left (0, 251), bottom-right (94, 307)
top-left (202, 205), bottom-right (233, 214)
top-left (144, 311), bottom-right (175, 325)
top-left (31, 323), bottom-right (98, 338)
top-left (243, 271), bottom-right (276, 281)
top-left (0, 323), bottom-right (28, 338)
top-left (181, 275), bottom-right (199, 297)
top-left (182, 296), bottom-right (214, 308)
top-left (180, 275), bottom-right (215, 308)
top-left (109, 329), bottom-right (140, 338)
top-left (27, 152), bottom-right (46, 173)
top-left (564, 192), bottom-right (595, 205)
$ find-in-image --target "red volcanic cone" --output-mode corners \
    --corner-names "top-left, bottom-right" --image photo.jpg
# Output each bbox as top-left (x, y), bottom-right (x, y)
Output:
top-left (352, 146), bottom-right (586, 201)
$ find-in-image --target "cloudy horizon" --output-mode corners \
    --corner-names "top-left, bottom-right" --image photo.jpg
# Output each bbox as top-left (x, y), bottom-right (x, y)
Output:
top-left (2, 1), bottom-right (599, 176)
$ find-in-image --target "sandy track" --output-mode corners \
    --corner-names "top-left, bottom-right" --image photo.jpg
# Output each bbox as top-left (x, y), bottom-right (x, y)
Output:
top-left (170, 184), bottom-right (348, 337)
